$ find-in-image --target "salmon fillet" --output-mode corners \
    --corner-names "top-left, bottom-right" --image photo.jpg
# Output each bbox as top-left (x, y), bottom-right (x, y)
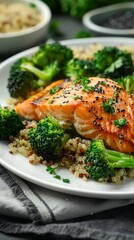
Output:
top-left (15, 77), bottom-right (134, 153)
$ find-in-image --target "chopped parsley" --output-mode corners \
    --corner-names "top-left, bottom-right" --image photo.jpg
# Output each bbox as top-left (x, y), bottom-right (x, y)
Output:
top-left (73, 95), bottom-right (81, 100)
top-left (49, 86), bottom-right (60, 95)
top-left (102, 98), bottom-right (115, 113)
top-left (46, 166), bottom-right (70, 183)
top-left (54, 175), bottom-right (61, 180)
top-left (49, 20), bottom-right (64, 37)
top-left (81, 77), bottom-right (95, 92)
top-left (46, 166), bottom-right (58, 175)
top-left (48, 100), bottom-right (54, 104)
top-left (114, 92), bottom-right (119, 97)
top-left (29, 3), bottom-right (36, 8)
top-left (73, 79), bottom-right (80, 84)
top-left (100, 81), bottom-right (106, 85)
top-left (114, 118), bottom-right (127, 128)
top-left (63, 178), bottom-right (70, 183)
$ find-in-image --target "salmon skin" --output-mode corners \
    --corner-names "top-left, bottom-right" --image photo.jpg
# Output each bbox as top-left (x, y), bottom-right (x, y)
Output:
top-left (15, 77), bottom-right (134, 153)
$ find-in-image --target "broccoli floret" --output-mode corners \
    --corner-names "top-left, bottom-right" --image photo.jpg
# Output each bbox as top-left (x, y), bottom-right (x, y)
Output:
top-left (116, 75), bottom-right (134, 94)
top-left (65, 58), bottom-right (95, 81)
top-left (28, 116), bottom-right (70, 161)
top-left (75, 30), bottom-right (91, 38)
top-left (7, 58), bottom-right (39, 98)
top-left (93, 47), bottom-right (133, 79)
top-left (60, 0), bottom-right (98, 18)
top-left (86, 139), bottom-right (134, 181)
top-left (0, 106), bottom-right (24, 140)
top-left (7, 43), bottom-right (73, 98)
top-left (32, 42), bottom-right (73, 70)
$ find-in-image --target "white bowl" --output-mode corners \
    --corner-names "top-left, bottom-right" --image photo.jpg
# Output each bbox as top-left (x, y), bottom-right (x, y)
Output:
top-left (0, 0), bottom-right (51, 55)
top-left (83, 2), bottom-right (134, 37)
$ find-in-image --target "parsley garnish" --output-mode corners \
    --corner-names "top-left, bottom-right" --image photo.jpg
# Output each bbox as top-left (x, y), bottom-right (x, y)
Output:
top-left (100, 81), bottom-right (106, 85)
top-left (54, 175), bottom-right (61, 180)
top-left (114, 92), bottom-right (119, 97)
top-left (29, 3), bottom-right (36, 8)
top-left (102, 98), bottom-right (115, 113)
top-left (73, 95), bottom-right (81, 100)
top-left (114, 118), bottom-right (127, 128)
top-left (81, 77), bottom-right (95, 92)
top-left (50, 86), bottom-right (60, 95)
top-left (49, 20), bottom-right (64, 37)
top-left (46, 166), bottom-right (58, 174)
top-left (73, 79), bottom-right (80, 84)
top-left (48, 100), bottom-right (54, 104)
top-left (46, 166), bottom-right (70, 183)
top-left (63, 178), bottom-right (70, 183)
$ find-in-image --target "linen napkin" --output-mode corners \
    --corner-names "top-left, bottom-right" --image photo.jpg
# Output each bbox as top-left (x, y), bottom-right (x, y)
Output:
top-left (1, 164), bottom-right (134, 239)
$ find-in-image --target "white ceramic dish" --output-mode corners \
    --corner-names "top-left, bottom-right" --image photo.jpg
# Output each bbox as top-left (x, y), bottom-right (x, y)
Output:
top-left (0, 0), bottom-right (51, 55)
top-left (0, 37), bottom-right (134, 199)
top-left (83, 2), bottom-right (134, 37)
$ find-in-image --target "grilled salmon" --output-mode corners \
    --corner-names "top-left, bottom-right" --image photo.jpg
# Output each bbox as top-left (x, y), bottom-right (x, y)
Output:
top-left (15, 77), bottom-right (134, 153)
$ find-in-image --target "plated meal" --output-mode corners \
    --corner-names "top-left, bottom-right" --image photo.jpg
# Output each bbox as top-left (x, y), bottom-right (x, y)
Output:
top-left (1, 38), bottom-right (134, 198)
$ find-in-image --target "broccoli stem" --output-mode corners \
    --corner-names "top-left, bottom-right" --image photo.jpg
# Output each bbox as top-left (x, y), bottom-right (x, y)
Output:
top-left (62, 133), bottom-right (70, 147)
top-left (21, 62), bottom-right (58, 85)
top-left (106, 149), bottom-right (134, 167)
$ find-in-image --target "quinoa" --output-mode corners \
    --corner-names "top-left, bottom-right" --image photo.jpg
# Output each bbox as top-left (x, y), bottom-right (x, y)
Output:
top-left (8, 43), bottom-right (134, 183)
top-left (8, 120), bottom-right (43, 164)
top-left (0, 3), bottom-right (42, 33)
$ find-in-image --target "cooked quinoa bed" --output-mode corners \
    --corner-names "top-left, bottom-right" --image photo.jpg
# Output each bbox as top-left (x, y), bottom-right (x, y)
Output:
top-left (8, 119), bottom-right (134, 183)
top-left (8, 44), bottom-right (134, 183)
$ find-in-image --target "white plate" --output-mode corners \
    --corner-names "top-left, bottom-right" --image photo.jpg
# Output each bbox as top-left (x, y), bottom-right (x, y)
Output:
top-left (0, 37), bottom-right (134, 199)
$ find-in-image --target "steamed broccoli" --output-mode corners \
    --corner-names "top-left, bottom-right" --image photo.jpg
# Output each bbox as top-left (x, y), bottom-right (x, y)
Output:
top-left (7, 43), bottom-right (73, 98)
top-left (32, 42), bottom-right (73, 69)
top-left (0, 106), bottom-right (24, 140)
top-left (28, 116), bottom-right (70, 161)
top-left (7, 58), bottom-right (39, 98)
top-left (93, 47), bottom-right (133, 79)
top-left (116, 75), bottom-right (134, 94)
top-left (86, 139), bottom-right (134, 182)
top-left (65, 58), bottom-right (95, 81)
top-left (60, 0), bottom-right (133, 19)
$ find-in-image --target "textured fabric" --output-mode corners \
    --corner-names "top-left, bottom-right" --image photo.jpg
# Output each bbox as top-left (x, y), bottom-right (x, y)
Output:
top-left (0, 165), bottom-right (134, 239)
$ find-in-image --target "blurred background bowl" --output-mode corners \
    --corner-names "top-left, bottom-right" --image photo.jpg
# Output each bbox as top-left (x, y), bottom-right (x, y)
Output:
top-left (0, 0), bottom-right (51, 55)
top-left (82, 2), bottom-right (134, 37)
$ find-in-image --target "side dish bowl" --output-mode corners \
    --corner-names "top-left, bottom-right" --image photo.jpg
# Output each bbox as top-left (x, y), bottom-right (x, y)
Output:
top-left (83, 2), bottom-right (134, 37)
top-left (0, 0), bottom-right (51, 55)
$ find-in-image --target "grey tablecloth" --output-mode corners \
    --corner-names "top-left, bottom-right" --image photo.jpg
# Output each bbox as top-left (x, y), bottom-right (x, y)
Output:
top-left (1, 164), bottom-right (134, 240)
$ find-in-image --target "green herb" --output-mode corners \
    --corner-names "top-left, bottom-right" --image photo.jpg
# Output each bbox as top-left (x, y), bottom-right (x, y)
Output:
top-left (81, 77), bottom-right (95, 92)
top-left (54, 175), bottom-right (61, 180)
top-left (46, 166), bottom-right (70, 183)
top-left (73, 95), bottom-right (81, 100)
top-left (29, 3), bottom-right (36, 8)
top-left (114, 118), bottom-right (127, 128)
top-left (102, 98), bottom-right (115, 114)
top-left (46, 166), bottom-right (58, 175)
top-left (63, 178), bottom-right (70, 183)
top-left (100, 81), bottom-right (106, 85)
top-left (50, 86), bottom-right (60, 95)
top-left (73, 79), bottom-right (80, 84)
top-left (49, 20), bottom-right (64, 37)
top-left (75, 30), bottom-right (91, 39)
top-left (114, 92), bottom-right (119, 97)
top-left (49, 100), bottom-right (54, 104)
top-left (105, 57), bottom-right (124, 74)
